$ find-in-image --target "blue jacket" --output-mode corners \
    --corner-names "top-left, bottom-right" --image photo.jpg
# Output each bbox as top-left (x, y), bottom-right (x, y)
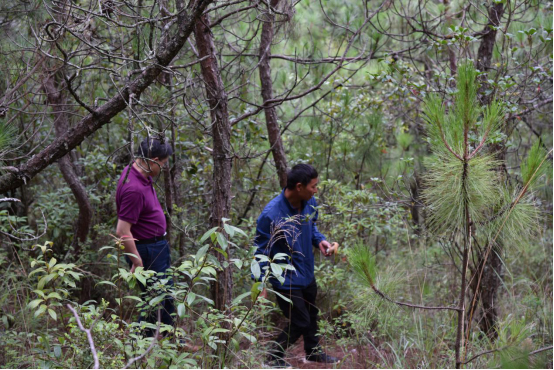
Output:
top-left (253, 189), bottom-right (326, 289)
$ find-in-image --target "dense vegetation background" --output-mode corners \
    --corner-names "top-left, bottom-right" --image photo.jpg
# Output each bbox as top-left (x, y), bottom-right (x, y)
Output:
top-left (0, 0), bottom-right (552, 368)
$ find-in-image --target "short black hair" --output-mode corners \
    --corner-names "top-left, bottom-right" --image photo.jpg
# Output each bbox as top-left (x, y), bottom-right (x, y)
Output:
top-left (286, 164), bottom-right (318, 190)
top-left (136, 137), bottom-right (173, 160)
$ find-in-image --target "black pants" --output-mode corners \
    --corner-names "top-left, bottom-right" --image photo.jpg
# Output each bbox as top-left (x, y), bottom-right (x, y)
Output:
top-left (127, 240), bottom-right (174, 334)
top-left (273, 279), bottom-right (320, 357)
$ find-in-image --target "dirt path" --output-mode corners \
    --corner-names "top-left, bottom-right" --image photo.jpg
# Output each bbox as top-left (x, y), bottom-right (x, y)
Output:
top-left (284, 338), bottom-right (383, 369)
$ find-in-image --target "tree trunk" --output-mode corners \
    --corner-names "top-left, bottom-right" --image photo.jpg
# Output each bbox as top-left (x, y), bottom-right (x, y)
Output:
top-left (476, 3), bottom-right (505, 105)
top-left (43, 73), bottom-right (93, 254)
top-left (470, 247), bottom-right (503, 340)
top-left (409, 172), bottom-right (422, 234)
top-left (194, 14), bottom-right (233, 312)
top-left (258, 0), bottom-right (288, 189)
top-left (469, 2), bottom-right (506, 340)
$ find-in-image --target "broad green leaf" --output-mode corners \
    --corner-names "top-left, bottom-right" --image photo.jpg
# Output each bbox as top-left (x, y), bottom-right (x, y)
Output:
top-left (216, 233), bottom-right (228, 250)
top-left (254, 254), bottom-right (270, 262)
top-left (232, 259), bottom-right (243, 269)
top-left (135, 273), bottom-right (147, 286)
top-left (35, 304), bottom-right (47, 317)
top-left (268, 289), bottom-right (292, 304)
top-left (240, 332), bottom-right (257, 343)
top-left (53, 345), bottom-right (62, 358)
top-left (47, 292), bottom-right (62, 300)
top-left (223, 223), bottom-right (235, 238)
top-left (231, 292), bottom-right (250, 306)
top-left (38, 274), bottom-right (57, 290)
top-left (149, 295), bottom-right (165, 307)
top-left (177, 303), bottom-right (186, 318)
top-left (272, 253), bottom-right (290, 262)
top-left (251, 282), bottom-right (262, 301)
top-left (196, 294), bottom-right (214, 305)
top-left (251, 259), bottom-right (261, 280)
top-left (201, 266), bottom-right (217, 276)
top-left (200, 227), bottom-right (219, 243)
top-left (48, 309), bottom-right (57, 321)
top-left (186, 293), bottom-right (196, 306)
top-left (270, 263), bottom-right (283, 277)
top-left (123, 295), bottom-right (142, 302)
top-left (28, 268), bottom-right (46, 278)
top-left (28, 299), bottom-right (44, 309)
top-left (195, 245), bottom-right (209, 262)
top-left (214, 248), bottom-right (228, 259)
top-left (229, 225), bottom-right (247, 238)
top-left (33, 290), bottom-right (46, 298)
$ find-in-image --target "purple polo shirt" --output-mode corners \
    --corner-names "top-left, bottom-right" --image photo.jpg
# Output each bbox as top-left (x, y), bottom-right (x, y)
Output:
top-left (116, 165), bottom-right (166, 240)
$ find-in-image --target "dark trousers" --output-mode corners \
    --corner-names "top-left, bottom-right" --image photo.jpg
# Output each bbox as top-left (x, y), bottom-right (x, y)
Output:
top-left (273, 279), bottom-right (320, 357)
top-left (128, 240), bottom-right (174, 334)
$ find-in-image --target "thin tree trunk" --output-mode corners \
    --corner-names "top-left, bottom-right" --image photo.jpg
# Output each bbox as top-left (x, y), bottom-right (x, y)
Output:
top-left (194, 14), bottom-right (233, 311)
top-left (409, 172), bottom-right (421, 234)
top-left (476, 3), bottom-right (505, 105)
top-left (469, 2), bottom-right (506, 340)
top-left (43, 74), bottom-right (93, 254)
top-left (455, 160), bottom-right (471, 369)
top-left (258, 0), bottom-right (288, 189)
top-left (470, 248), bottom-right (503, 340)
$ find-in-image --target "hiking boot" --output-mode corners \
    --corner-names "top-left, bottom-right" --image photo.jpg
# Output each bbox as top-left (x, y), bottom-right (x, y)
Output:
top-left (265, 354), bottom-right (293, 368)
top-left (306, 352), bottom-right (340, 363)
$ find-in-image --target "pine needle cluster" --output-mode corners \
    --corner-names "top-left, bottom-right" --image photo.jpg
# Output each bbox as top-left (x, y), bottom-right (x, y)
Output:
top-left (421, 61), bottom-right (544, 246)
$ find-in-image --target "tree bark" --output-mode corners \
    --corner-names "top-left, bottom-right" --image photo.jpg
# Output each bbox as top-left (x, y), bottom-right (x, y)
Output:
top-left (194, 14), bottom-right (233, 311)
top-left (470, 248), bottom-right (503, 340)
top-left (470, 2), bottom-right (506, 340)
top-left (258, 0), bottom-right (288, 189)
top-left (0, 0), bottom-right (213, 194)
top-left (476, 3), bottom-right (505, 105)
top-left (43, 73), bottom-right (93, 254)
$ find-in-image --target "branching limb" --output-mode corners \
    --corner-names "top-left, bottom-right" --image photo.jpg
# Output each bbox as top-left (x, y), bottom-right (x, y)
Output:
top-left (371, 285), bottom-right (461, 312)
top-left (67, 304), bottom-right (100, 369)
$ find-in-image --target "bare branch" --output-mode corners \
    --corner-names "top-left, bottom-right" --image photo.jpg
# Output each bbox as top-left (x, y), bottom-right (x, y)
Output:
top-left (67, 304), bottom-right (100, 369)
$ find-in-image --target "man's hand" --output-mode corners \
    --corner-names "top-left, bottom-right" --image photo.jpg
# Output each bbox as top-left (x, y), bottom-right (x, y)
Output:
top-left (116, 219), bottom-right (143, 273)
top-left (130, 258), bottom-right (143, 273)
top-left (319, 240), bottom-right (332, 256)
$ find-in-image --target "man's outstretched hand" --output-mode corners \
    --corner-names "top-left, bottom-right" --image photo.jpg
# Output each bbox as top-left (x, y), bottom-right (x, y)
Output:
top-left (319, 241), bottom-right (339, 256)
top-left (319, 240), bottom-right (332, 256)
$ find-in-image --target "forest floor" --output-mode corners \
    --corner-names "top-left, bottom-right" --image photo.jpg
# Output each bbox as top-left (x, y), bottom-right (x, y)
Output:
top-left (258, 311), bottom-right (390, 369)
top-left (286, 338), bottom-right (379, 369)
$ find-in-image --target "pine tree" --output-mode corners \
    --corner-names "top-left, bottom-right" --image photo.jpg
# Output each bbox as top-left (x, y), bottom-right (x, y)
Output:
top-left (348, 61), bottom-right (551, 368)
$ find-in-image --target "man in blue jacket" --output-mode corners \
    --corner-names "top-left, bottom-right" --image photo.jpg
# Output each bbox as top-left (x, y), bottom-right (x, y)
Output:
top-left (253, 164), bottom-right (340, 367)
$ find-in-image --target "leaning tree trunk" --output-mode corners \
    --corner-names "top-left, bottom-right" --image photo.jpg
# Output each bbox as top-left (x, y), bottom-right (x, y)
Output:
top-left (43, 73), bottom-right (93, 255)
top-left (259, 0), bottom-right (288, 189)
top-left (470, 1), bottom-right (506, 340)
top-left (194, 14), bottom-right (233, 312)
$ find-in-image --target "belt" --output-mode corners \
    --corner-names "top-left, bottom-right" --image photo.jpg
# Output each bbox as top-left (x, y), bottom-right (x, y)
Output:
top-left (135, 235), bottom-right (166, 245)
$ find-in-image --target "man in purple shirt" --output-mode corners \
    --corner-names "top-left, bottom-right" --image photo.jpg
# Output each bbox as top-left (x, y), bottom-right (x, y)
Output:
top-left (115, 137), bottom-right (173, 335)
